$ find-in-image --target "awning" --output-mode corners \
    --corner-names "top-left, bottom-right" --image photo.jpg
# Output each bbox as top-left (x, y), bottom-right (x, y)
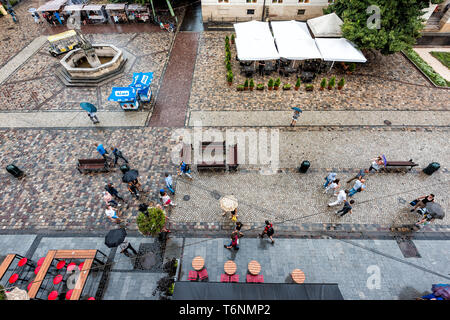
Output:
top-left (271, 20), bottom-right (312, 40)
top-left (307, 13), bottom-right (343, 38)
top-left (108, 87), bottom-right (136, 102)
top-left (173, 282), bottom-right (344, 300)
top-left (315, 38), bottom-right (366, 63)
top-left (105, 3), bottom-right (126, 10)
top-left (233, 20), bottom-right (273, 41)
top-left (127, 4), bottom-right (147, 11)
top-left (62, 4), bottom-right (84, 12)
top-left (130, 72), bottom-right (153, 89)
top-left (37, 0), bottom-right (68, 12)
top-left (47, 29), bottom-right (77, 42)
top-left (83, 4), bottom-right (104, 11)
top-left (275, 38), bottom-right (322, 60)
top-left (235, 37), bottom-right (280, 61)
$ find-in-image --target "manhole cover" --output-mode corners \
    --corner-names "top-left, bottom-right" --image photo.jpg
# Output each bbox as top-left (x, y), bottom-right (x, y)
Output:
top-left (183, 195), bottom-right (190, 201)
top-left (384, 120), bottom-right (392, 126)
top-left (211, 190), bottom-right (221, 200)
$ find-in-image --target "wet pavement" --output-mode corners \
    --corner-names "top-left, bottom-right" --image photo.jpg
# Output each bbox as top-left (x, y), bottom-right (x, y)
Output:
top-left (180, 2), bottom-right (204, 32)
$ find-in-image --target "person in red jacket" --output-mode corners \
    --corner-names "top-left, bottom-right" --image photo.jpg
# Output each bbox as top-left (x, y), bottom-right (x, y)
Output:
top-left (259, 220), bottom-right (275, 244)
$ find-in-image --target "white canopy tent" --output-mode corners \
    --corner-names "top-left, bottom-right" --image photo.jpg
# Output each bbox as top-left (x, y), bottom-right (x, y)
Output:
top-left (315, 38), bottom-right (366, 63)
top-left (233, 20), bottom-right (273, 40)
top-left (275, 38), bottom-right (322, 61)
top-left (37, 0), bottom-right (68, 12)
top-left (307, 13), bottom-right (343, 38)
top-left (271, 20), bottom-right (312, 40)
top-left (235, 37), bottom-right (280, 61)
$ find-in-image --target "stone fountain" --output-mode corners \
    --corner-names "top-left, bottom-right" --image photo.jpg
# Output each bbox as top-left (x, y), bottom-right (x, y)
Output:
top-left (56, 30), bottom-right (128, 87)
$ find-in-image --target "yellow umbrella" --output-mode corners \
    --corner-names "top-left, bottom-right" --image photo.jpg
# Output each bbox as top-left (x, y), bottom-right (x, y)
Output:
top-left (220, 195), bottom-right (238, 212)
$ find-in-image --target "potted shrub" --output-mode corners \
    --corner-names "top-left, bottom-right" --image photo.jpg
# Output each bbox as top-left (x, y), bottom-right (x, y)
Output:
top-left (137, 207), bottom-right (166, 236)
top-left (249, 78), bottom-right (255, 91)
top-left (274, 77), bottom-right (281, 90)
top-left (294, 78), bottom-right (301, 90)
top-left (305, 84), bottom-right (314, 91)
top-left (337, 77), bottom-right (345, 90)
top-left (231, 34), bottom-right (235, 44)
top-left (226, 61), bottom-right (232, 72)
top-left (268, 78), bottom-right (274, 90)
top-left (327, 76), bottom-right (335, 90)
top-left (347, 63), bottom-right (355, 74)
top-left (154, 275), bottom-right (175, 300)
top-left (226, 51), bottom-right (231, 61)
top-left (227, 71), bottom-right (233, 86)
top-left (236, 84), bottom-right (245, 91)
top-left (320, 78), bottom-right (327, 91)
top-left (244, 79), bottom-right (249, 90)
top-left (256, 83), bottom-right (264, 90)
top-left (0, 285), bottom-right (6, 300)
top-left (283, 83), bottom-right (291, 90)
top-left (225, 35), bottom-right (229, 44)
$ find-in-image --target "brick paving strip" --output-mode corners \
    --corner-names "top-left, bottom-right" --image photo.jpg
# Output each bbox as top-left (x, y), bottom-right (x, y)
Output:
top-left (0, 36), bottom-right (47, 85)
top-left (149, 32), bottom-right (199, 127)
top-left (188, 110), bottom-right (450, 127)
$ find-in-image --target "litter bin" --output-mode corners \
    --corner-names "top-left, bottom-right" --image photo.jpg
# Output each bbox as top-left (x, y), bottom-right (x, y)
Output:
top-left (120, 164), bottom-right (130, 174)
top-left (298, 160), bottom-right (310, 173)
top-left (6, 164), bottom-right (24, 178)
top-left (423, 162), bottom-right (440, 175)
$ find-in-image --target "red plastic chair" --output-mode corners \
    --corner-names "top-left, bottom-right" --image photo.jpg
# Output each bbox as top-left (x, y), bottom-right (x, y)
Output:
top-left (53, 274), bottom-right (63, 285)
top-left (65, 289), bottom-right (73, 300)
top-left (18, 257), bottom-right (28, 267)
top-left (88, 297), bottom-right (95, 300)
top-left (198, 268), bottom-right (208, 281)
top-left (246, 274), bottom-right (255, 283)
top-left (254, 275), bottom-right (264, 283)
top-left (220, 274), bottom-right (230, 282)
top-left (56, 260), bottom-right (66, 270)
top-left (78, 262), bottom-right (85, 271)
top-left (37, 257), bottom-right (45, 267)
top-left (188, 270), bottom-right (198, 281)
top-left (67, 262), bottom-right (77, 273)
top-left (34, 265), bottom-right (41, 275)
top-left (8, 273), bottom-right (19, 284)
top-left (48, 291), bottom-right (58, 300)
top-left (230, 274), bottom-right (239, 283)
top-left (27, 281), bottom-right (34, 292)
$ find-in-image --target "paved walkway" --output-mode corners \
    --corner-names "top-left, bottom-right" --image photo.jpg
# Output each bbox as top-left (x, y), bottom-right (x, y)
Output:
top-left (0, 111), bottom-right (149, 128)
top-left (149, 32), bottom-right (199, 127)
top-left (0, 36), bottom-right (46, 85)
top-left (188, 110), bottom-right (450, 127)
top-left (414, 47), bottom-right (450, 81)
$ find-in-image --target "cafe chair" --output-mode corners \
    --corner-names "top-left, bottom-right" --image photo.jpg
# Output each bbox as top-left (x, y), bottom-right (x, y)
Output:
top-left (230, 274), bottom-right (239, 283)
top-left (65, 289), bottom-right (74, 300)
top-left (37, 257), bottom-right (45, 267)
top-left (188, 270), bottom-right (198, 281)
top-left (254, 275), bottom-right (264, 283)
top-left (48, 290), bottom-right (59, 300)
top-left (246, 274), bottom-right (255, 283)
top-left (198, 268), bottom-right (208, 281)
top-left (220, 274), bottom-right (230, 283)
top-left (8, 273), bottom-right (26, 285)
top-left (56, 260), bottom-right (66, 271)
top-left (67, 262), bottom-right (77, 273)
top-left (18, 257), bottom-right (36, 268)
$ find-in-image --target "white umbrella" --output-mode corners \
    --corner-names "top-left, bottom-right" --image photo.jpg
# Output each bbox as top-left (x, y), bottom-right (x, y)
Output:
top-left (28, 8), bottom-right (36, 13)
top-left (5, 287), bottom-right (30, 300)
top-left (220, 195), bottom-right (238, 212)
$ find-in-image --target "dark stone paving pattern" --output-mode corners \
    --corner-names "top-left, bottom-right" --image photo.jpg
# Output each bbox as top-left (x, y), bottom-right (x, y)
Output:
top-left (149, 32), bottom-right (199, 127)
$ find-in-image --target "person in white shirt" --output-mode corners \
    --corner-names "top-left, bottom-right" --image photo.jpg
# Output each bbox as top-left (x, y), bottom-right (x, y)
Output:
top-left (348, 179), bottom-right (366, 197)
top-left (159, 189), bottom-right (176, 207)
top-left (368, 156), bottom-right (383, 172)
top-left (105, 205), bottom-right (121, 223)
top-left (323, 172), bottom-right (337, 188)
top-left (324, 178), bottom-right (341, 195)
top-left (328, 189), bottom-right (349, 207)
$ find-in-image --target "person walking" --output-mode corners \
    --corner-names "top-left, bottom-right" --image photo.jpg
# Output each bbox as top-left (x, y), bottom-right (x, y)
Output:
top-left (348, 179), bottom-right (366, 197)
top-left (336, 200), bottom-right (355, 217)
top-left (159, 189), bottom-right (176, 207)
top-left (111, 146), bottom-right (128, 166)
top-left (347, 169), bottom-right (369, 184)
top-left (324, 178), bottom-right (341, 195)
top-left (230, 208), bottom-right (238, 222)
top-left (259, 220), bottom-right (275, 244)
top-left (178, 161), bottom-right (192, 179)
top-left (88, 111), bottom-right (100, 124)
top-left (32, 12), bottom-right (41, 24)
top-left (105, 183), bottom-right (125, 202)
top-left (103, 191), bottom-right (119, 207)
top-left (7, 7), bottom-right (17, 23)
top-left (164, 172), bottom-right (175, 195)
top-left (119, 239), bottom-right (138, 257)
top-left (323, 172), bottom-right (337, 188)
top-left (224, 232), bottom-right (239, 250)
top-left (411, 194), bottom-right (435, 212)
top-left (258, 60), bottom-right (265, 76)
top-left (368, 156), bottom-right (384, 173)
top-left (128, 182), bottom-right (140, 199)
top-left (105, 205), bottom-right (121, 224)
top-left (328, 189), bottom-right (349, 207)
top-left (290, 110), bottom-right (301, 127)
top-left (233, 221), bottom-right (244, 237)
top-left (96, 143), bottom-right (109, 160)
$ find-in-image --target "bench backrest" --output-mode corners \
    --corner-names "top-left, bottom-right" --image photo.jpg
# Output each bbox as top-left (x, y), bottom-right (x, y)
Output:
top-left (78, 159), bottom-right (105, 165)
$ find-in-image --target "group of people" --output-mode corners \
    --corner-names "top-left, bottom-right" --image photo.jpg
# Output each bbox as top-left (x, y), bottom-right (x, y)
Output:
top-left (224, 220), bottom-right (275, 251)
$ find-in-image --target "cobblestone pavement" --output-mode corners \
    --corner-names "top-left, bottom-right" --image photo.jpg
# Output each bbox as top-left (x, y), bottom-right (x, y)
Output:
top-left (0, 31), bottom-right (172, 112)
top-left (188, 32), bottom-right (450, 112)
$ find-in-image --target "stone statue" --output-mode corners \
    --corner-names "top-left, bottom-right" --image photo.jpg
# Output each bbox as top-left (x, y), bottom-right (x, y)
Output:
top-left (75, 30), bottom-right (101, 68)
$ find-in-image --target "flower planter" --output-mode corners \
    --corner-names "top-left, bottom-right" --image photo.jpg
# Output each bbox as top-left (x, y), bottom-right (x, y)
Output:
top-left (250, 87), bottom-right (254, 91)
top-left (283, 87), bottom-right (291, 91)
top-left (274, 86), bottom-right (279, 90)
top-left (244, 87), bottom-right (248, 91)
top-left (268, 87), bottom-right (273, 90)
top-left (320, 87), bottom-right (325, 91)
top-left (338, 86), bottom-right (343, 90)
top-left (228, 82), bottom-right (232, 86)
top-left (327, 86), bottom-right (333, 90)
top-left (294, 86), bottom-right (299, 91)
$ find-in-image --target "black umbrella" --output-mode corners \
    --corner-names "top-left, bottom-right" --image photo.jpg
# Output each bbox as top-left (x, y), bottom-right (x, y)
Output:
top-left (426, 202), bottom-right (445, 220)
top-left (122, 169), bottom-right (139, 183)
top-left (105, 228), bottom-right (127, 248)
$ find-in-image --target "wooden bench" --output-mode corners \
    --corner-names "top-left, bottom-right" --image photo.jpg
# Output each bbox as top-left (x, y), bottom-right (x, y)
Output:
top-left (384, 159), bottom-right (418, 171)
top-left (77, 158), bottom-right (109, 174)
top-left (197, 141), bottom-right (227, 171)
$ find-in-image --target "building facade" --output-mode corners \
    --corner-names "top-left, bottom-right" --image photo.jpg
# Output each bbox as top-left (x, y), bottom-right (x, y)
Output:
top-left (201, 0), bottom-right (333, 23)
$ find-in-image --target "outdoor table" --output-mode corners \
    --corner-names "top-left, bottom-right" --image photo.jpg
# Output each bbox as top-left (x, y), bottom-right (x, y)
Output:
top-left (0, 254), bottom-right (17, 281)
top-left (248, 260), bottom-right (261, 275)
top-left (291, 269), bottom-right (306, 284)
top-left (224, 260), bottom-right (237, 276)
top-left (192, 256), bottom-right (205, 271)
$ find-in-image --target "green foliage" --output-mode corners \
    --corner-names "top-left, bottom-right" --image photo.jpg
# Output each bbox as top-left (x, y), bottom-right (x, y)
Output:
top-left (0, 285), bottom-right (5, 300)
top-left (268, 78), bottom-right (274, 87)
top-left (226, 51), bottom-right (231, 61)
top-left (137, 207), bottom-right (166, 236)
top-left (320, 78), bottom-right (327, 88)
top-left (274, 77), bottom-right (281, 87)
top-left (328, 76), bottom-right (336, 88)
top-left (295, 78), bottom-right (301, 87)
top-left (305, 84), bottom-right (314, 91)
top-left (227, 71), bottom-right (233, 83)
top-left (404, 49), bottom-right (449, 87)
top-left (231, 34), bottom-right (235, 41)
top-left (225, 36), bottom-right (230, 44)
top-left (226, 61), bottom-right (232, 71)
top-left (168, 283), bottom-right (175, 296)
top-left (430, 51), bottom-right (450, 69)
top-left (283, 83), bottom-right (291, 90)
top-left (324, 0), bottom-right (430, 54)
top-left (349, 63), bottom-right (356, 72)
top-left (244, 79), bottom-right (249, 88)
top-left (249, 78), bottom-right (255, 87)
top-left (430, 0), bottom-right (444, 3)
top-left (338, 77), bottom-right (345, 87)
top-left (237, 85), bottom-right (245, 91)
top-left (256, 83), bottom-right (264, 90)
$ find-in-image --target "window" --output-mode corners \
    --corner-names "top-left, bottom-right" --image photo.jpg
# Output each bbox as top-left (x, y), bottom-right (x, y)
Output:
top-left (218, 0), bottom-right (229, 3)
top-left (299, 0), bottom-right (309, 3)
top-left (297, 9), bottom-right (305, 15)
top-left (272, 0), bottom-right (283, 3)
top-left (247, 9), bottom-right (255, 15)
top-left (246, 0), bottom-right (257, 2)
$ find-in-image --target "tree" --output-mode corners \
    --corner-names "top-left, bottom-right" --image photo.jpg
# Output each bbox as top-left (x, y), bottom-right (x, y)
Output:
top-left (137, 207), bottom-right (166, 236)
top-left (324, 0), bottom-right (432, 54)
